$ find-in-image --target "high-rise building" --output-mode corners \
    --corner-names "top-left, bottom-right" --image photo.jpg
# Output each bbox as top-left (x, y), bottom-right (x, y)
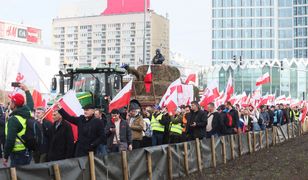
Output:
top-left (209, 0), bottom-right (308, 98)
top-left (52, 0), bottom-right (169, 69)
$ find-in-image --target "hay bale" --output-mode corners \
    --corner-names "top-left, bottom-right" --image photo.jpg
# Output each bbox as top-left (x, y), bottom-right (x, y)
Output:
top-left (137, 64), bottom-right (180, 82)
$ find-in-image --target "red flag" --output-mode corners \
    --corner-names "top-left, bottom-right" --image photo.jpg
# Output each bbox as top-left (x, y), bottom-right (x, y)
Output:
top-left (184, 74), bottom-right (196, 84)
top-left (109, 80), bottom-right (133, 112)
top-left (300, 103), bottom-right (307, 124)
top-left (199, 88), bottom-right (215, 108)
top-left (144, 65), bottom-right (152, 93)
top-left (32, 89), bottom-right (44, 108)
top-left (256, 72), bottom-right (270, 86)
top-left (225, 74), bottom-right (234, 102)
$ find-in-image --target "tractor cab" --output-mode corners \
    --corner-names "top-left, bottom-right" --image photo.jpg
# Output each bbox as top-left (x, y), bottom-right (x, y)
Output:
top-left (51, 65), bottom-right (126, 113)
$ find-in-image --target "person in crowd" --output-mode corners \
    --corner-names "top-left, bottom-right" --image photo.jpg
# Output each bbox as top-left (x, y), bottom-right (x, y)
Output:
top-left (127, 102), bottom-right (144, 149)
top-left (3, 83), bottom-right (33, 167)
top-left (182, 105), bottom-right (191, 141)
top-left (151, 105), bottom-right (165, 146)
top-left (286, 104), bottom-right (293, 123)
top-left (273, 105), bottom-right (282, 126)
top-left (0, 104), bottom-right (5, 159)
top-left (225, 101), bottom-right (240, 134)
top-left (160, 108), bottom-right (172, 144)
top-left (280, 104), bottom-right (289, 125)
top-left (217, 105), bottom-right (230, 135)
top-left (267, 106), bottom-right (275, 128)
top-left (293, 106), bottom-right (300, 122)
top-left (47, 110), bottom-right (74, 161)
top-left (206, 103), bottom-right (224, 138)
top-left (94, 109), bottom-right (108, 156)
top-left (187, 101), bottom-right (207, 140)
top-left (288, 105), bottom-right (295, 123)
top-left (57, 103), bottom-right (104, 157)
top-left (239, 109), bottom-right (253, 132)
top-left (142, 107), bottom-right (153, 147)
top-left (259, 105), bottom-right (270, 130)
top-left (169, 108), bottom-right (183, 144)
top-left (33, 107), bottom-right (53, 163)
top-left (105, 109), bottom-right (132, 152)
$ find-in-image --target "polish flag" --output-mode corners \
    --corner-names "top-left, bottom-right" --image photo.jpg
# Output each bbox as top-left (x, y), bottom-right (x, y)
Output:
top-left (16, 54), bottom-right (45, 108)
top-left (159, 78), bottom-right (182, 107)
top-left (208, 80), bottom-right (220, 99)
top-left (44, 90), bottom-right (83, 141)
top-left (185, 74), bottom-right (196, 85)
top-left (165, 90), bottom-right (178, 115)
top-left (300, 102), bottom-right (307, 124)
top-left (257, 94), bottom-right (270, 108)
top-left (109, 80), bottom-right (133, 112)
top-left (225, 74), bottom-right (234, 102)
top-left (144, 65), bottom-right (152, 93)
top-left (199, 88), bottom-right (215, 108)
top-left (256, 72), bottom-right (271, 86)
top-left (275, 95), bottom-right (286, 104)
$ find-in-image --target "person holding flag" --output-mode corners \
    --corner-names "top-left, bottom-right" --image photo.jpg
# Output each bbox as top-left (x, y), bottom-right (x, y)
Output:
top-left (3, 83), bottom-right (34, 167)
top-left (56, 103), bottom-right (105, 157)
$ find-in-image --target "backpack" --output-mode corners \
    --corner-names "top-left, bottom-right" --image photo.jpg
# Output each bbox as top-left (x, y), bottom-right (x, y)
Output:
top-left (17, 117), bottom-right (43, 151)
top-left (143, 118), bottom-right (152, 137)
top-left (226, 113), bottom-right (233, 127)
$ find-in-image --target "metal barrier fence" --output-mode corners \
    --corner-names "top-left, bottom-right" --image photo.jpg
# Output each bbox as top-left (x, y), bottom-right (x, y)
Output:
top-left (0, 121), bottom-right (305, 180)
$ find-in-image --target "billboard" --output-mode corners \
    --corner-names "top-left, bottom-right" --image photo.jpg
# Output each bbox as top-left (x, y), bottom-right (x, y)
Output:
top-left (102, 0), bottom-right (150, 15)
top-left (0, 21), bottom-right (41, 44)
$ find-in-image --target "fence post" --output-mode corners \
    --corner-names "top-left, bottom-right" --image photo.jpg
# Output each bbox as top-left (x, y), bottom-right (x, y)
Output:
top-left (195, 138), bottom-right (202, 172)
top-left (253, 132), bottom-right (256, 152)
top-left (247, 132), bottom-right (252, 154)
top-left (88, 151), bottom-right (96, 180)
top-left (221, 136), bottom-right (227, 164)
top-left (183, 142), bottom-right (189, 176)
top-left (211, 136), bottom-right (216, 168)
top-left (146, 152), bottom-right (153, 180)
top-left (10, 167), bottom-right (17, 180)
top-left (259, 131), bottom-right (263, 149)
top-left (272, 127), bottom-right (276, 146)
top-left (230, 135), bottom-right (235, 160)
top-left (292, 122), bottom-right (295, 138)
top-left (287, 123), bottom-right (290, 139)
top-left (265, 128), bottom-right (269, 148)
top-left (121, 151), bottom-right (129, 180)
top-left (168, 146), bottom-right (173, 180)
top-left (53, 164), bottom-right (61, 180)
top-left (238, 134), bottom-right (242, 156)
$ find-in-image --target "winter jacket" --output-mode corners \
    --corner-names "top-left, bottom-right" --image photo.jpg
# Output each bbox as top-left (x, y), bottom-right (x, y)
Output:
top-left (105, 119), bottom-right (132, 148)
top-left (58, 109), bottom-right (105, 157)
top-left (37, 119), bottom-right (53, 154)
top-left (187, 110), bottom-right (207, 139)
top-left (207, 112), bottom-right (225, 135)
top-left (130, 115), bottom-right (144, 141)
top-left (4, 91), bottom-right (33, 159)
top-left (47, 120), bottom-right (74, 161)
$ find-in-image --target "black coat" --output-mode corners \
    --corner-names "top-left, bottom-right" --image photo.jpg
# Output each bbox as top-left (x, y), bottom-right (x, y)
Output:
top-left (207, 112), bottom-right (226, 135)
top-left (47, 120), bottom-right (74, 161)
top-left (58, 109), bottom-right (105, 157)
top-left (38, 119), bottom-right (53, 154)
top-left (187, 110), bottom-right (207, 139)
top-left (105, 119), bottom-right (132, 148)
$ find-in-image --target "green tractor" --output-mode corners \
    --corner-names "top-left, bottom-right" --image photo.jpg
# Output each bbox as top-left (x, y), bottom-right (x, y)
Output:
top-left (50, 64), bottom-right (126, 113)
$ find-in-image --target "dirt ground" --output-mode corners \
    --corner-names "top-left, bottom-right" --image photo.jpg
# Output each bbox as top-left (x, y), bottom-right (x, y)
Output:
top-left (177, 134), bottom-right (308, 180)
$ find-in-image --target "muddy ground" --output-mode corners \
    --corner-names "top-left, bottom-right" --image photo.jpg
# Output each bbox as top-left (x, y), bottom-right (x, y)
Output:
top-left (177, 134), bottom-right (308, 180)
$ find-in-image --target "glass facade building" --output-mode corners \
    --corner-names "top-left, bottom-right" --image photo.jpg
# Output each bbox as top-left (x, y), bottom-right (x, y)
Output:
top-left (209, 0), bottom-right (308, 99)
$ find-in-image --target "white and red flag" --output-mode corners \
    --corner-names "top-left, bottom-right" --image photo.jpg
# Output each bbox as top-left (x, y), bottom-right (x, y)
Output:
top-left (300, 101), bottom-right (308, 124)
top-left (225, 74), bottom-right (234, 102)
top-left (144, 65), bottom-right (152, 93)
top-left (165, 90), bottom-right (178, 115)
top-left (256, 72), bottom-right (271, 86)
top-left (109, 80), bottom-right (133, 112)
top-left (16, 54), bottom-right (45, 108)
top-left (45, 90), bottom-right (83, 141)
top-left (184, 73), bottom-right (196, 85)
top-left (159, 78), bottom-right (182, 107)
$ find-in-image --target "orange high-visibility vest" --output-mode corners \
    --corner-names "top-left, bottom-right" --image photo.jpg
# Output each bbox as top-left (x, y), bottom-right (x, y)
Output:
top-left (182, 115), bottom-right (187, 132)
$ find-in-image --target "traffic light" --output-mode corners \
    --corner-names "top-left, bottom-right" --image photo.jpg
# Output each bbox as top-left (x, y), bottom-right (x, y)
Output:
top-left (239, 56), bottom-right (243, 66)
top-left (280, 60), bottom-right (284, 70)
top-left (232, 55), bottom-right (236, 64)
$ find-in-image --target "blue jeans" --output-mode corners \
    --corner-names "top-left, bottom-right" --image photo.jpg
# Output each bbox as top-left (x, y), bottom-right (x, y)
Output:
top-left (96, 144), bottom-right (108, 156)
top-left (152, 132), bottom-right (164, 146)
top-left (10, 150), bottom-right (32, 167)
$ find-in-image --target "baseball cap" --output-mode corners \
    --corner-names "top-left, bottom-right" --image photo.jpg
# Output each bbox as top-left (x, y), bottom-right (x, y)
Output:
top-left (9, 93), bottom-right (25, 107)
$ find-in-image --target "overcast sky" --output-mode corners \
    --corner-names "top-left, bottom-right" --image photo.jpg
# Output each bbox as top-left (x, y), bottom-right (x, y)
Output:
top-left (0, 0), bottom-right (211, 65)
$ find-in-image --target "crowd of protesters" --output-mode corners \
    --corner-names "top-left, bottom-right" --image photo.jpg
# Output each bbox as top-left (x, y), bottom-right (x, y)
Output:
top-left (0, 83), bottom-right (305, 167)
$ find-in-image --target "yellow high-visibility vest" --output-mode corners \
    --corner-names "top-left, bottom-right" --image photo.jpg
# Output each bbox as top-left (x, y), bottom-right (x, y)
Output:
top-left (5, 115), bottom-right (26, 152)
top-left (151, 114), bottom-right (164, 132)
top-left (170, 123), bottom-right (182, 135)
